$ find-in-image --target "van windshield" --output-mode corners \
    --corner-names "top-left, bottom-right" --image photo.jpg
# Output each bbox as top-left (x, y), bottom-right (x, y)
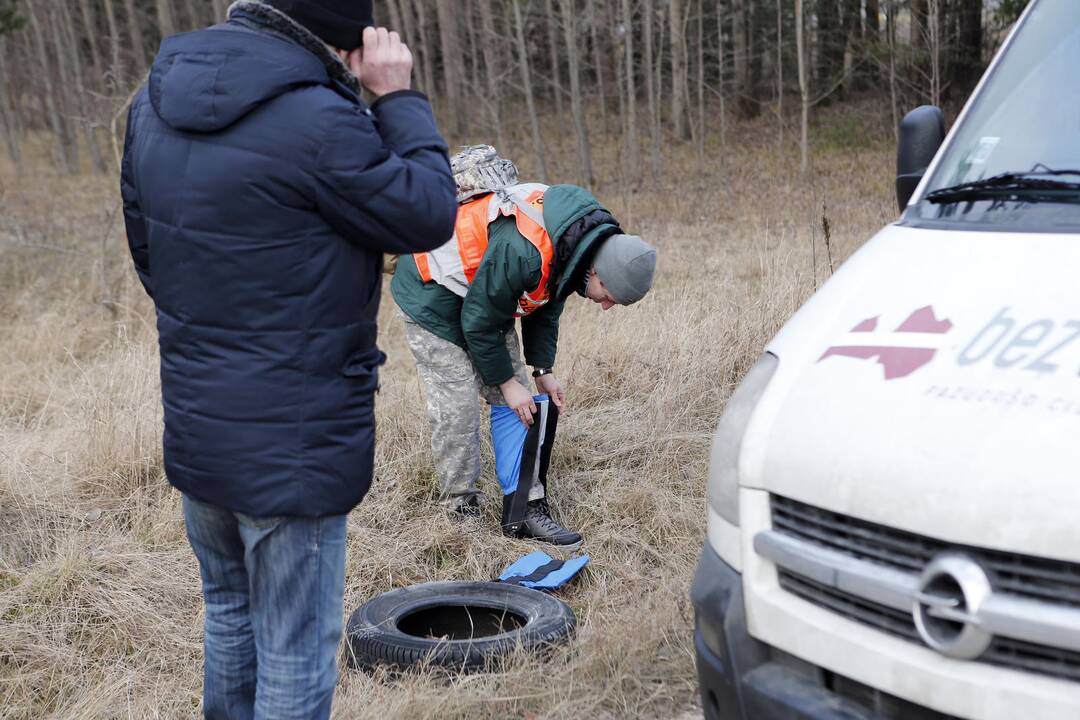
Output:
top-left (908, 0), bottom-right (1080, 230)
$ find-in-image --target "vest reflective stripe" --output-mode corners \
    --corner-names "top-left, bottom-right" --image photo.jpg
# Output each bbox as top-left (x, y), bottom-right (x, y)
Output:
top-left (414, 184), bottom-right (555, 317)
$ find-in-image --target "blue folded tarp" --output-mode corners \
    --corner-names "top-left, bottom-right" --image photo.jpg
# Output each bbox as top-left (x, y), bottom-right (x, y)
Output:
top-left (498, 550), bottom-right (590, 590)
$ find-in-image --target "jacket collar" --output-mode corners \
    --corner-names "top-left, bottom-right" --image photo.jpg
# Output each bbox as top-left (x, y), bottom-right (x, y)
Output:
top-left (227, 0), bottom-right (361, 97)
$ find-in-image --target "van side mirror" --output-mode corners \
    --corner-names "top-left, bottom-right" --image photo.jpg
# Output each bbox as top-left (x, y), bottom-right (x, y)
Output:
top-left (896, 106), bottom-right (946, 212)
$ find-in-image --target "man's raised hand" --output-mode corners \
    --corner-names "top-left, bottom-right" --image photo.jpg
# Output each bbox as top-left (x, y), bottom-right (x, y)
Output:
top-left (348, 26), bottom-right (413, 98)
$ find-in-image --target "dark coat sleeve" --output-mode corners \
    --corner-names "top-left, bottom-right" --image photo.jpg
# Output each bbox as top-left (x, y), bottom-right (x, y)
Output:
top-left (312, 91), bottom-right (457, 255)
top-left (461, 236), bottom-right (540, 387)
top-left (520, 298), bottom-right (565, 370)
top-left (121, 101), bottom-right (153, 299)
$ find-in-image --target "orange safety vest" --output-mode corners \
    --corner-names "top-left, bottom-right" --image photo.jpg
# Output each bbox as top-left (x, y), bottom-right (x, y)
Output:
top-left (414, 185), bottom-right (555, 317)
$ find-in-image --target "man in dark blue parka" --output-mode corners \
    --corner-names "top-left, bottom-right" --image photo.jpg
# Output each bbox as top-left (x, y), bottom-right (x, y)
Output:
top-left (121, 1), bottom-right (456, 716)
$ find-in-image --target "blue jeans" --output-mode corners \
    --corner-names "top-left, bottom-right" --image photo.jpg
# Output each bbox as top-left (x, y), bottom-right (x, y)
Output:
top-left (182, 495), bottom-right (348, 720)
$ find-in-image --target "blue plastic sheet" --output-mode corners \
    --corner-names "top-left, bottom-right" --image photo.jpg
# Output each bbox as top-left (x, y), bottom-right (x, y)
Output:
top-left (491, 394), bottom-right (549, 496)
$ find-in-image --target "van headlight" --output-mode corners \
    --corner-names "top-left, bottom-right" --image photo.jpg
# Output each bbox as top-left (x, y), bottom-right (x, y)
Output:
top-left (707, 353), bottom-right (779, 526)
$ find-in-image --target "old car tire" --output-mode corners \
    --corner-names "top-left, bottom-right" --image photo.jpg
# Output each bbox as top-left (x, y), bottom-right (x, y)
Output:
top-left (346, 581), bottom-right (576, 671)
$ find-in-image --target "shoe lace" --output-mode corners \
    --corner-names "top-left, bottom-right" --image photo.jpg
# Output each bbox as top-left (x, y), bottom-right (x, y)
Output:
top-left (528, 501), bottom-right (563, 533)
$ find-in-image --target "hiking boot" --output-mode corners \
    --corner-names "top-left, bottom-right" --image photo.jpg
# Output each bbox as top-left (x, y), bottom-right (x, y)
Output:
top-left (521, 500), bottom-right (582, 548)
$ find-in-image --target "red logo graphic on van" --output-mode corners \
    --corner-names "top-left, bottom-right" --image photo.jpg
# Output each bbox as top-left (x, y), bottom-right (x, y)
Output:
top-left (818, 306), bottom-right (953, 380)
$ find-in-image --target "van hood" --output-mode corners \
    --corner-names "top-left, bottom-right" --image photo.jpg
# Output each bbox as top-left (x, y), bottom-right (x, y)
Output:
top-left (744, 223), bottom-right (1080, 562)
top-left (149, 27), bottom-right (329, 133)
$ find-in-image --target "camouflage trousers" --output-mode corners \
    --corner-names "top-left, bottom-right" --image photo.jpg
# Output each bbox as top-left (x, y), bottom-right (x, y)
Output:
top-left (399, 312), bottom-right (545, 510)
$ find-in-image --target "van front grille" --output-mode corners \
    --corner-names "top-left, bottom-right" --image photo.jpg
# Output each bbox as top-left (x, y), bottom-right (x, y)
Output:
top-left (772, 495), bottom-right (1080, 609)
top-left (778, 569), bottom-right (1080, 683)
top-left (771, 495), bottom-right (1080, 683)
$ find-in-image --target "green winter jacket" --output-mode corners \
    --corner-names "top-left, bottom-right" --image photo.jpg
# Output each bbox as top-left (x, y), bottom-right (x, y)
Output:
top-left (391, 184), bottom-right (622, 386)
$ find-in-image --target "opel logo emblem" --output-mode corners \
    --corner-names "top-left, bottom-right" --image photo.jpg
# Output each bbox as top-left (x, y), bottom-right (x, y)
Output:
top-left (913, 553), bottom-right (993, 660)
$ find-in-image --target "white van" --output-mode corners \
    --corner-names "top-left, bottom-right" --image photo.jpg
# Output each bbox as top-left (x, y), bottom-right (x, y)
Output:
top-left (691, 2), bottom-right (1080, 718)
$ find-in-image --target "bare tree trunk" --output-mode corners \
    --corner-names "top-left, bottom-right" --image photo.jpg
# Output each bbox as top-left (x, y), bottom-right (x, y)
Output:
top-left (561, 0), bottom-right (593, 187)
top-left (587, 0), bottom-right (608, 133)
top-left (464, 0), bottom-right (480, 108)
top-left (644, 1), bottom-right (660, 178)
top-left (887, 0), bottom-right (899, 144)
top-left (796, 0), bottom-right (809, 174)
top-left (386, 0), bottom-right (404, 35)
top-left (49, 0), bottom-right (83, 172)
top-left (62, 0), bottom-right (106, 172)
top-left (123, 0), bottom-right (148, 78)
top-left (435, 0), bottom-right (464, 136)
top-left (392, 0), bottom-right (413, 43)
top-left (928, 0), bottom-right (941, 106)
top-left (716, 0), bottom-right (727, 151)
top-left (212, 0), bottom-right (228, 23)
top-left (910, 0), bottom-right (926, 49)
top-left (776, 0), bottom-right (783, 150)
top-left (620, 0), bottom-right (639, 179)
top-left (543, 0), bottom-right (563, 116)
top-left (103, 0), bottom-right (124, 91)
top-left (411, 0), bottom-right (436, 99)
top-left (182, 0), bottom-right (202, 29)
top-left (477, 0), bottom-right (505, 151)
top-left (696, 0), bottom-right (705, 160)
top-left (155, 0), bottom-right (177, 40)
top-left (27, 0), bottom-right (75, 173)
top-left (860, 0), bottom-right (880, 84)
top-left (512, 0), bottom-right (548, 182)
top-left (669, 0), bottom-right (688, 140)
top-left (0, 37), bottom-right (21, 166)
top-left (744, 0), bottom-right (762, 116)
top-left (615, 10), bottom-right (626, 155)
top-left (733, 0), bottom-right (747, 112)
top-left (654, 4), bottom-right (667, 173)
top-left (76, 0), bottom-right (104, 92)
top-left (866, 0), bottom-right (881, 38)
top-left (953, 0), bottom-right (982, 93)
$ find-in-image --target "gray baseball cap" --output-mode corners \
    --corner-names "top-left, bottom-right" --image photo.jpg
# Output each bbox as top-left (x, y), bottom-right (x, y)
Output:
top-left (592, 234), bottom-right (657, 305)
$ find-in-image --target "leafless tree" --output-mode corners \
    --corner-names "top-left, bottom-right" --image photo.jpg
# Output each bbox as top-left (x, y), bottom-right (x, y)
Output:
top-left (796, 0), bottom-right (809, 173)
top-left (644, 1), bottom-right (660, 178)
top-left (102, 0), bottom-right (124, 91)
top-left (669, 0), bottom-right (689, 140)
top-left (587, 0), bottom-right (608, 133)
top-left (155, 0), bottom-right (176, 39)
top-left (620, 0), bottom-right (639, 179)
top-left (543, 0), bottom-right (563, 116)
top-left (512, 0), bottom-right (548, 183)
top-left (123, 0), bottom-right (148, 78)
top-left (0, 36), bottom-right (20, 165)
top-left (561, 0), bottom-right (593, 187)
top-left (775, 0), bottom-right (783, 149)
top-left (435, 0), bottom-right (464, 135)
top-left (476, 0), bottom-right (505, 151)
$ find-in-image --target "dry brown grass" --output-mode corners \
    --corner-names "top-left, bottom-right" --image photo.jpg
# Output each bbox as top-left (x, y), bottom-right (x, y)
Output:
top-left (0, 107), bottom-right (895, 719)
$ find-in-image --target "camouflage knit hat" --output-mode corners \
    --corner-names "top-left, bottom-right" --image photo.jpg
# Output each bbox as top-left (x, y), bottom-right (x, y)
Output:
top-left (451, 145), bottom-right (519, 203)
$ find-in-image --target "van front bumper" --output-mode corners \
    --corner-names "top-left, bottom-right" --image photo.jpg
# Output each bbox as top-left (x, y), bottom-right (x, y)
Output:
top-left (691, 544), bottom-right (955, 720)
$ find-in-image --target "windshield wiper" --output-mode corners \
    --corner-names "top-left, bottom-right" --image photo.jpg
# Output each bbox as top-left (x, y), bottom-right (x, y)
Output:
top-left (926, 169), bottom-right (1080, 205)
